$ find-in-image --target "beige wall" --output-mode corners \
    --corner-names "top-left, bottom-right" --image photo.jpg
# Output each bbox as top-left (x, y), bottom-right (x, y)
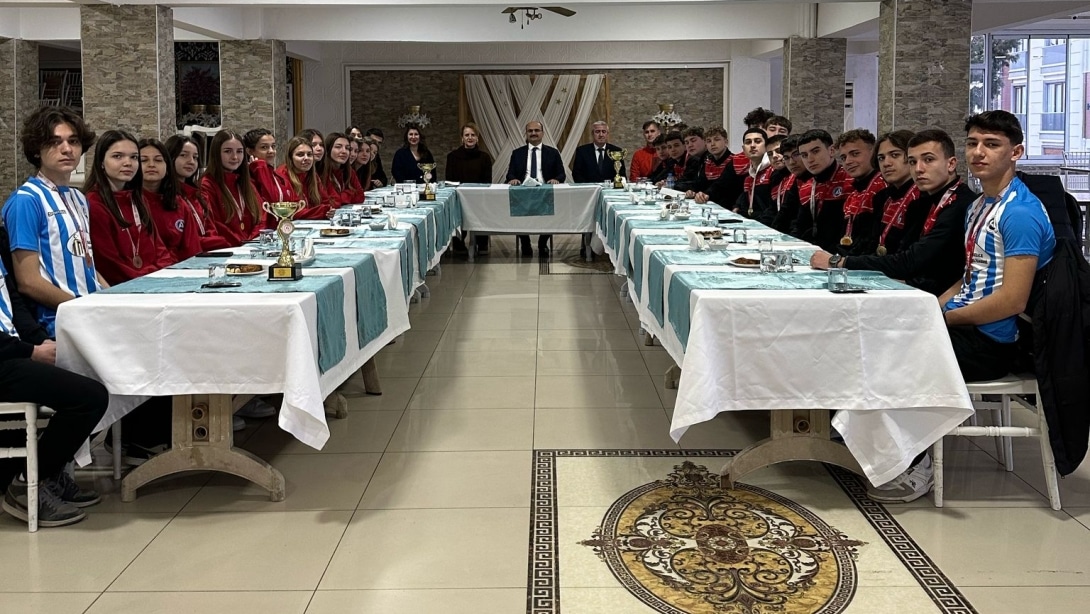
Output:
top-left (348, 67), bottom-right (724, 179)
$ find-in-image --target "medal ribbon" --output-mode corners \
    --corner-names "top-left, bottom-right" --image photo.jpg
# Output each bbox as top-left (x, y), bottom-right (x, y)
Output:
top-left (876, 184), bottom-right (921, 250)
top-left (922, 180), bottom-right (962, 236)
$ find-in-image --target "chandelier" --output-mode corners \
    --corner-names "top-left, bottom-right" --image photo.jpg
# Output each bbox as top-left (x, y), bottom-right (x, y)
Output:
top-left (397, 105), bottom-right (431, 128)
top-left (652, 103), bottom-right (683, 128)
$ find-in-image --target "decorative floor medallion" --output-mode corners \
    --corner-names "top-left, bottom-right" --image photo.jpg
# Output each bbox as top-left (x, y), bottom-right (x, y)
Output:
top-left (579, 461), bottom-right (865, 614)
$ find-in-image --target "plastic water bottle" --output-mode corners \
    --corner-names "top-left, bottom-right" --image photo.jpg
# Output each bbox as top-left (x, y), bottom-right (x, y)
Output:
top-left (665, 172), bottom-right (675, 190)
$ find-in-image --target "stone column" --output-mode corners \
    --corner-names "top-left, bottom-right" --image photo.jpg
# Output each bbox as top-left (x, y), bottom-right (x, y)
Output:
top-left (878, 0), bottom-right (972, 134)
top-left (220, 40), bottom-right (289, 146)
top-left (0, 38), bottom-right (39, 195)
top-left (80, 5), bottom-right (175, 140)
top-left (782, 36), bottom-right (847, 135)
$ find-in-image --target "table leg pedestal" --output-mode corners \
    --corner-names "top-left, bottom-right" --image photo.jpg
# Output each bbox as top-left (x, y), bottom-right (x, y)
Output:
top-left (664, 365), bottom-right (681, 390)
top-left (719, 409), bottom-right (862, 489)
top-left (466, 231), bottom-right (475, 263)
top-left (323, 393), bottom-right (349, 419)
top-left (121, 394), bottom-right (285, 502)
top-left (361, 357), bottom-right (382, 395)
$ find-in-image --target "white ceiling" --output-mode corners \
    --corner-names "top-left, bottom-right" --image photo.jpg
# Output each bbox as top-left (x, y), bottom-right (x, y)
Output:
top-left (4, 1), bottom-right (1090, 48)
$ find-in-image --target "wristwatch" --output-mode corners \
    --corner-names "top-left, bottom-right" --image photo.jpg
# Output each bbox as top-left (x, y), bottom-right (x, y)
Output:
top-left (828, 254), bottom-right (843, 268)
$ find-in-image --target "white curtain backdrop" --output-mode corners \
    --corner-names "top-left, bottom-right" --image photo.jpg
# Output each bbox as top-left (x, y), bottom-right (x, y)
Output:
top-left (465, 74), bottom-right (604, 183)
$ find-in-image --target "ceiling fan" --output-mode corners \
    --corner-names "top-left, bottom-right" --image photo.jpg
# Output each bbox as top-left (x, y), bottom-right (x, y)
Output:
top-left (502, 6), bottom-right (577, 28)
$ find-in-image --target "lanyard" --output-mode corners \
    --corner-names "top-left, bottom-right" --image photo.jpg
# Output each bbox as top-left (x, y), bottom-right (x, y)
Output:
top-left (37, 173), bottom-right (92, 266)
top-left (182, 195), bottom-right (208, 236)
top-left (876, 184), bottom-right (921, 251)
top-left (963, 182), bottom-right (1012, 284)
top-left (922, 180), bottom-right (962, 236)
top-left (228, 186), bottom-right (246, 230)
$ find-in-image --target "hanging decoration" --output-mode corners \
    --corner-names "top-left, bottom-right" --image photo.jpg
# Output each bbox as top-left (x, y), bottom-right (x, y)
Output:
top-left (397, 105), bottom-right (431, 128)
top-left (652, 103), bottom-right (683, 128)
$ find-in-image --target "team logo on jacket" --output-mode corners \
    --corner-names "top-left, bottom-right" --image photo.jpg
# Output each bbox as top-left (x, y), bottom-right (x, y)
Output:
top-left (833, 187), bottom-right (843, 197)
top-left (175, 219), bottom-right (186, 232)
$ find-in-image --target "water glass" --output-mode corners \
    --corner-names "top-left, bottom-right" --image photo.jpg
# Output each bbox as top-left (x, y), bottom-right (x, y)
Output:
top-left (757, 238), bottom-right (774, 253)
top-left (208, 264), bottom-right (226, 283)
top-left (760, 252), bottom-right (791, 273)
top-left (732, 228), bottom-right (748, 244)
top-left (828, 267), bottom-right (849, 291)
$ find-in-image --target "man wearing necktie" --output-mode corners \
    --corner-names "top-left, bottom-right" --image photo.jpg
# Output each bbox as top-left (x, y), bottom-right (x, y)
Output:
top-left (572, 121), bottom-right (626, 184)
top-left (506, 120), bottom-right (565, 257)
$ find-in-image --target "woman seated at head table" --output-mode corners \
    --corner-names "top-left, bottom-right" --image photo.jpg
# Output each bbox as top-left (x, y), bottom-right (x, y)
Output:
top-left (163, 135), bottom-right (232, 253)
top-left (140, 137), bottom-right (202, 262)
top-left (276, 136), bottom-right (331, 220)
top-left (390, 123), bottom-right (435, 184)
top-left (199, 130), bottom-right (264, 247)
top-left (318, 131), bottom-right (366, 207)
top-left (446, 122), bottom-right (493, 253)
top-left (84, 129), bottom-right (175, 285)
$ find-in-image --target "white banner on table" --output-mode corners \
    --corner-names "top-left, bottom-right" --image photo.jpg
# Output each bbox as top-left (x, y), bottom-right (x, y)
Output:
top-left (457, 184), bottom-right (601, 234)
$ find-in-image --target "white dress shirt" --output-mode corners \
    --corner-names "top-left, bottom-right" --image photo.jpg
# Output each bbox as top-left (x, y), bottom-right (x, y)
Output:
top-left (524, 145), bottom-right (543, 183)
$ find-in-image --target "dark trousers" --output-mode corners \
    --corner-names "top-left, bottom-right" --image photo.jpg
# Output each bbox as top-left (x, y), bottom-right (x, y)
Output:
top-left (516, 235), bottom-right (551, 251)
top-left (0, 359), bottom-right (108, 488)
top-left (947, 325), bottom-right (1020, 382)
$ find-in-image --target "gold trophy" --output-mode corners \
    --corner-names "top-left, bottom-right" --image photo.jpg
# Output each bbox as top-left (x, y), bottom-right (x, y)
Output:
top-left (608, 149), bottom-right (628, 189)
top-left (262, 200), bottom-right (305, 281)
top-left (418, 163), bottom-right (437, 201)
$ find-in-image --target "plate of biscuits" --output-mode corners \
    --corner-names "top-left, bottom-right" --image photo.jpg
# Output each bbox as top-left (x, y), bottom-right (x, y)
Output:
top-left (225, 263), bottom-right (265, 276)
top-left (727, 254), bottom-right (761, 269)
top-left (319, 227), bottom-right (351, 237)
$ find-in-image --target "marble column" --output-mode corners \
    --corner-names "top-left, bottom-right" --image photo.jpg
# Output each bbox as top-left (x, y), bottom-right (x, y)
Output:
top-left (219, 40), bottom-right (289, 147)
top-left (878, 0), bottom-right (972, 135)
top-left (782, 36), bottom-right (847, 135)
top-left (0, 38), bottom-right (39, 196)
top-left (80, 5), bottom-right (175, 139)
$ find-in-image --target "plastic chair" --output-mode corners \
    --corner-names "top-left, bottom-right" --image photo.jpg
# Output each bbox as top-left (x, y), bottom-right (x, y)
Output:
top-left (0, 403), bottom-right (51, 531)
top-left (932, 373), bottom-right (1062, 510)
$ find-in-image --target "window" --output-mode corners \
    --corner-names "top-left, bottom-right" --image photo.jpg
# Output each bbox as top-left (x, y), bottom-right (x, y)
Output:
top-left (1045, 82), bottom-right (1065, 113)
top-left (1012, 85), bottom-right (1026, 113)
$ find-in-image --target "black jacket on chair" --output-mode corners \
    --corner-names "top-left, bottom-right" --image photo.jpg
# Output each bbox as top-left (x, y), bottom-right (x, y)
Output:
top-left (506, 144), bottom-right (565, 184)
top-left (1029, 238), bottom-right (1090, 476)
top-left (572, 143), bottom-right (624, 183)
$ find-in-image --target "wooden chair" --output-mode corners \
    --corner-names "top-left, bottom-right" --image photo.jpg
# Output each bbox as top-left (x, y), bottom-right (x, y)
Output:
top-left (932, 373), bottom-right (1062, 510)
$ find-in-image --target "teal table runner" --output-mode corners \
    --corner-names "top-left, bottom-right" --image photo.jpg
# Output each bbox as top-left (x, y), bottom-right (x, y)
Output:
top-left (666, 270), bottom-right (915, 349)
top-left (309, 253), bottom-right (389, 350)
top-left (99, 273), bottom-right (347, 374)
top-left (509, 185), bottom-right (555, 217)
top-left (631, 234), bottom-right (690, 298)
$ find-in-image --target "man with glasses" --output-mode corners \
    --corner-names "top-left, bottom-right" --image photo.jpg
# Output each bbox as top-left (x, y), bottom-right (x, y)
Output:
top-left (506, 121), bottom-right (565, 257)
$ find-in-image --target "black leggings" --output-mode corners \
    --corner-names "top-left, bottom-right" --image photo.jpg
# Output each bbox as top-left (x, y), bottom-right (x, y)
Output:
top-left (0, 359), bottom-right (108, 488)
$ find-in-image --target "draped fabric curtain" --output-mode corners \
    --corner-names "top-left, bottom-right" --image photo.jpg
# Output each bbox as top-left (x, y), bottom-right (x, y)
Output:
top-left (464, 74), bottom-right (605, 183)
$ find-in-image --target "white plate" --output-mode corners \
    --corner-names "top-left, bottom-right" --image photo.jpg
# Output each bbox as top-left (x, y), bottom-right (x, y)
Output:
top-left (226, 267), bottom-right (264, 276)
top-left (727, 254), bottom-right (762, 269)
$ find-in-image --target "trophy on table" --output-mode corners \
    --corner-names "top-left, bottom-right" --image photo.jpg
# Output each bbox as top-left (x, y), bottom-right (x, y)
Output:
top-left (608, 149), bottom-right (628, 189)
top-left (418, 163), bottom-right (437, 201)
top-left (262, 200), bottom-right (305, 281)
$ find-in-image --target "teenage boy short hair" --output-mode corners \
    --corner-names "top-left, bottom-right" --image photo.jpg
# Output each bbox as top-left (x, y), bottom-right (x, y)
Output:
top-left (964, 110), bottom-right (1024, 145)
top-left (779, 135), bottom-right (800, 154)
top-left (704, 126), bottom-right (728, 140)
top-left (907, 128), bottom-right (957, 159)
top-left (682, 127), bottom-right (705, 140)
top-left (643, 120), bottom-right (661, 131)
top-left (665, 132), bottom-right (684, 144)
top-left (652, 134), bottom-right (667, 147)
top-left (797, 129), bottom-right (834, 148)
top-left (766, 134), bottom-right (787, 149)
top-left (744, 107), bottom-right (775, 128)
top-left (743, 127), bottom-right (768, 141)
top-left (835, 128), bottom-right (876, 149)
top-left (20, 106), bottom-right (96, 167)
top-left (765, 115), bottom-right (793, 133)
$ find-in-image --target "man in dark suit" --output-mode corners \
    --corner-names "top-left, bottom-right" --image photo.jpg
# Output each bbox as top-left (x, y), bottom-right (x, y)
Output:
top-left (506, 120), bottom-right (565, 257)
top-left (572, 121), bottom-right (625, 184)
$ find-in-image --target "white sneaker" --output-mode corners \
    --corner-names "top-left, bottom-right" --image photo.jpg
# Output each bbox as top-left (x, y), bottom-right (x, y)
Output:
top-left (866, 454), bottom-right (933, 503)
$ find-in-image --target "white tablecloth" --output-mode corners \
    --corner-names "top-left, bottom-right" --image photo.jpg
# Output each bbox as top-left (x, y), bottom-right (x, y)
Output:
top-left (55, 254), bottom-right (410, 451)
top-left (456, 184), bottom-right (602, 233)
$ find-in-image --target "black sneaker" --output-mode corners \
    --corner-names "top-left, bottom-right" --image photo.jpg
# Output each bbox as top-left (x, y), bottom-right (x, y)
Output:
top-left (44, 468), bottom-right (101, 508)
top-left (2, 478), bottom-right (86, 527)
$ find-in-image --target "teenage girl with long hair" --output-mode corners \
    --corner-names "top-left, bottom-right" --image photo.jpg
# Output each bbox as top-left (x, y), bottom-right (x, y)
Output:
top-left (199, 130), bottom-right (263, 246)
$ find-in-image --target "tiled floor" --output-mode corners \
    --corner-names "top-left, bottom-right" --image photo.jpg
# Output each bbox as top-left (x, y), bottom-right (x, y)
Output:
top-left (2, 238), bottom-right (1090, 613)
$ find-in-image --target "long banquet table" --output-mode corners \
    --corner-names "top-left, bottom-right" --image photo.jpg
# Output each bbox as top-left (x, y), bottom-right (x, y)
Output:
top-left (596, 188), bottom-right (975, 486)
top-left (455, 183), bottom-right (601, 261)
top-left (55, 187), bottom-right (459, 500)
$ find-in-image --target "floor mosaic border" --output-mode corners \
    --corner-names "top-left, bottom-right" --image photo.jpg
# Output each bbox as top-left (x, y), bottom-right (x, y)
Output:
top-left (527, 449), bottom-right (978, 614)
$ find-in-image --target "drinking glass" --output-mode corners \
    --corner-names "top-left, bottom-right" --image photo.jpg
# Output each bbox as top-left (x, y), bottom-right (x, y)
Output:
top-left (828, 268), bottom-right (849, 291)
top-left (757, 238), bottom-right (774, 253)
top-left (732, 228), bottom-right (748, 243)
top-left (208, 264), bottom-right (226, 283)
